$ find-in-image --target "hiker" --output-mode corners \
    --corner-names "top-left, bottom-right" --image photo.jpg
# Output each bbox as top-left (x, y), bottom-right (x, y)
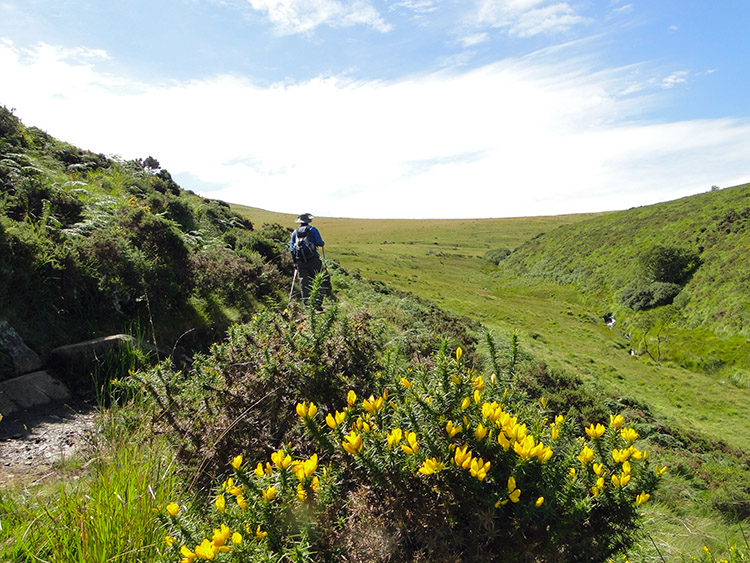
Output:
top-left (289, 212), bottom-right (326, 307)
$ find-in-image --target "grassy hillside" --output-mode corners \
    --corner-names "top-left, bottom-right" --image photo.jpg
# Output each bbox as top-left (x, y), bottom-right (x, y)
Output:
top-left (0, 106), bottom-right (292, 356)
top-left (237, 196), bottom-right (750, 560)
top-left (236, 196), bottom-right (750, 452)
top-left (503, 183), bottom-right (750, 336)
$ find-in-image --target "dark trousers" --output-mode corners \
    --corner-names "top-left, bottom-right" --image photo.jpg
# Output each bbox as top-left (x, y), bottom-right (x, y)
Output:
top-left (297, 255), bottom-right (324, 306)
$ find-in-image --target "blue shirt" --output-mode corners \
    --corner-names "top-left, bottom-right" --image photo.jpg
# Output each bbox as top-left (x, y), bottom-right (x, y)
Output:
top-left (289, 224), bottom-right (325, 260)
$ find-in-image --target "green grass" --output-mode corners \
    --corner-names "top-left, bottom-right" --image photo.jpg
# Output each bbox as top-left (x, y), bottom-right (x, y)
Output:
top-left (0, 410), bottom-right (184, 562)
top-left (234, 203), bottom-right (750, 453)
top-left (236, 200), bottom-right (750, 562)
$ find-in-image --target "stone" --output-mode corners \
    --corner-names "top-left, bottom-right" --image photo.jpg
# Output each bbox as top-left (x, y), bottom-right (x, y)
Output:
top-left (48, 334), bottom-right (136, 392)
top-left (0, 321), bottom-right (43, 380)
top-left (0, 370), bottom-right (71, 416)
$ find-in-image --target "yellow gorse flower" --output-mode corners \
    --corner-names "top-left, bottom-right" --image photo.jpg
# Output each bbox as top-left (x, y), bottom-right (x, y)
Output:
top-left (297, 483), bottom-right (307, 501)
top-left (180, 545), bottom-right (196, 563)
top-left (453, 444), bottom-right (472, 469)
top-left (194, 538), bottom-right (217, 560)
top-left (620, 427), bottom-right (638, 442)
top-left (507, 476), bottom-right (521, 503)
top-left (446, 420), bottom-right (462, 437)
top-left (401, 431), bottom-right (419, 455)
top-left (612, 472), bottom-right (631, 487)
top-left (535, 496), bottom-right (544, 507)
top-left (342, 431), bottom-right (363, 455)
top-left (540, 396), bottom-right (548, 408)
top-left (212, 523), bottom-right (231, 547)
top-left (165, 535), bottom-right (177, 546)
top-left (262, 486), bottom-right (277, 501)
top-left (325, 410), bottom-right (346, 429)
top-left (231, 532), bottom-right (243, 545)
top-left (469, 457), bottom-right (491, 481)
top-left (513, 434), bottom-right (553, 462)
top-left (472, 375), bottom-right (485, 391)
top-left (271, 449), bottom-right (292, 469)
top-left (456, 346), bottom-right (463, 360)
top-left (635, 490), bottom-right (650, 505)
top-left (230, 454), bottom-right (243, 470)
top-left (166, 502), bottom-right (180, 517)
top-left (418, 457), bottom-right (445, 475)
top-left (362, 395), bottom-right (384, 413)
top-left (296, 401), bottom-right (318, 420)
top-left (291, 454), bottom-right (318, 481)
top-left (400, 377), bottom-right (413, 389)
top-left (387, 427), bottom-right (403, 447)
top-left (254, 525), bottom-right (267, 540)
top-left (461, 396), bottom-right (471, 410)
top-left (347, 390), bottom-right (357, 407)
top-left (214, 494), bottom-right (226, 512)
top-left (585, 423), bottom-right (606, 439)
top-left (610, 413), bottom-right (625, 428)
top-left (578, 446), bottom-right (594, 466)
top-left (474, 422), bottom-right (488, 440)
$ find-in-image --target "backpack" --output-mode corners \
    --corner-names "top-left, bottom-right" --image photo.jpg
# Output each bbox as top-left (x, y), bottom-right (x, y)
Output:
top-left (293, 225), bottom-right (317, 262)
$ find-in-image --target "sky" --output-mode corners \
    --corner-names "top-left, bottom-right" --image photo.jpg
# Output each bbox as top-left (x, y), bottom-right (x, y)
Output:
top-left (1, 1), bottom-right (749, 219)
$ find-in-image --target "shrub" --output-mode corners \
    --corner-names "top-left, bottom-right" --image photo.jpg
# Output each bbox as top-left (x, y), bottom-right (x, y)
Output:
top-left (149, 330), bottom-right (664, 562)
top-left (484, 247), bottom-right (512, 265)
top-left (0, 105), bottom-right (25, 148)
top-left (637, 245), bottom-right (700, 286)
top-left (619, 281), bottom-right (683, 311)
top-left (131, 305), bottom-right (382, 478)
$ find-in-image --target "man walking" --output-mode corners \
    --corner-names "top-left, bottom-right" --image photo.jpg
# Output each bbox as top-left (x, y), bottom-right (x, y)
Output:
top-left (289, 213), bottom-right (326, 307)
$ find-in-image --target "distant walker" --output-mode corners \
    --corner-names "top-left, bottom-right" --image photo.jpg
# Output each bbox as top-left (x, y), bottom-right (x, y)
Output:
top-left (289, 213), bottom-right (326, 307)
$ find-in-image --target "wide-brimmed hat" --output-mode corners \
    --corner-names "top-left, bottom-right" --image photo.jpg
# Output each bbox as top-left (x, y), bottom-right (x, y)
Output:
top-left (295, 213), bottom-right (314, 223)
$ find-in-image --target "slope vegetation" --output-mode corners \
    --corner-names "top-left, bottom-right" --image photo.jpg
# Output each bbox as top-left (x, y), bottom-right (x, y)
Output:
top-left (503, 184), bottom-right (750, 337)
top-left (1, 106), bottom-right (290, 355)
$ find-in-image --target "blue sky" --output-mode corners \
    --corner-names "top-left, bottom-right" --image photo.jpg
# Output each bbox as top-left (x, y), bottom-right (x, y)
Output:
top-left (1, 0), bottom-right (748, 218)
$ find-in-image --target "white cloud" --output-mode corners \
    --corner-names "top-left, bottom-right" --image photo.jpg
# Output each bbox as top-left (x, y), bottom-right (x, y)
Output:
top-left (473, 0), bottom-right (588, 37)
top-left (247, 0), bottom-right (391, 34)
top-left (1, 40), bottom-right (748, 219)
top-left (612, 3), bottom-right (633, 16)
top-left (389, 1), bottom-right (438, 15)
top-left (663, 70), bottom-right (689, 88)
top-left (459, 32), bottom-right (490, 48)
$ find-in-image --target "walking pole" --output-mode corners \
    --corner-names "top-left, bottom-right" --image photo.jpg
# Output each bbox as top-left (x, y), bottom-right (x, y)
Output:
top-left (321, 247), bottom-right (332, 297)
top-left (288, 268), bottom-right (298, 306)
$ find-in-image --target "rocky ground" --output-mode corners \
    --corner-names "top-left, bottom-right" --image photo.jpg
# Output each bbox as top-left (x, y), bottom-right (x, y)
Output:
top-left (0, 399), bottom-right (98, 487)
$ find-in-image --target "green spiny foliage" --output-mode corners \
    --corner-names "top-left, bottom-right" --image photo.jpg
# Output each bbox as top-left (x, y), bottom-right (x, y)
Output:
top-left (148, 325), bottom-right (664, 562)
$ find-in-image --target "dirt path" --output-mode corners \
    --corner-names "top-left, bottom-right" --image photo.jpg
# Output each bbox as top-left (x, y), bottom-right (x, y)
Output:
top-left (0, 400), bottom-right (98, 487)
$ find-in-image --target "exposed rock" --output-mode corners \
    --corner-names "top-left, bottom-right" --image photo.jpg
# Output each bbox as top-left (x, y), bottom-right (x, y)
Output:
top-left (0, 370), bottom-right (71, 415)
top-left (48, 334), bottom-right (136, 392)
top-left (0, 321), bottom-right (43, 380)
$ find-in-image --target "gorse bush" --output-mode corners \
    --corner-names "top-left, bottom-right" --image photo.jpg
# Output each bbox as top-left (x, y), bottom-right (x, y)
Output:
top-left (149, 314), bottom-right (664, 563)
top-left (131, 303), bottom-right (381, 479)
